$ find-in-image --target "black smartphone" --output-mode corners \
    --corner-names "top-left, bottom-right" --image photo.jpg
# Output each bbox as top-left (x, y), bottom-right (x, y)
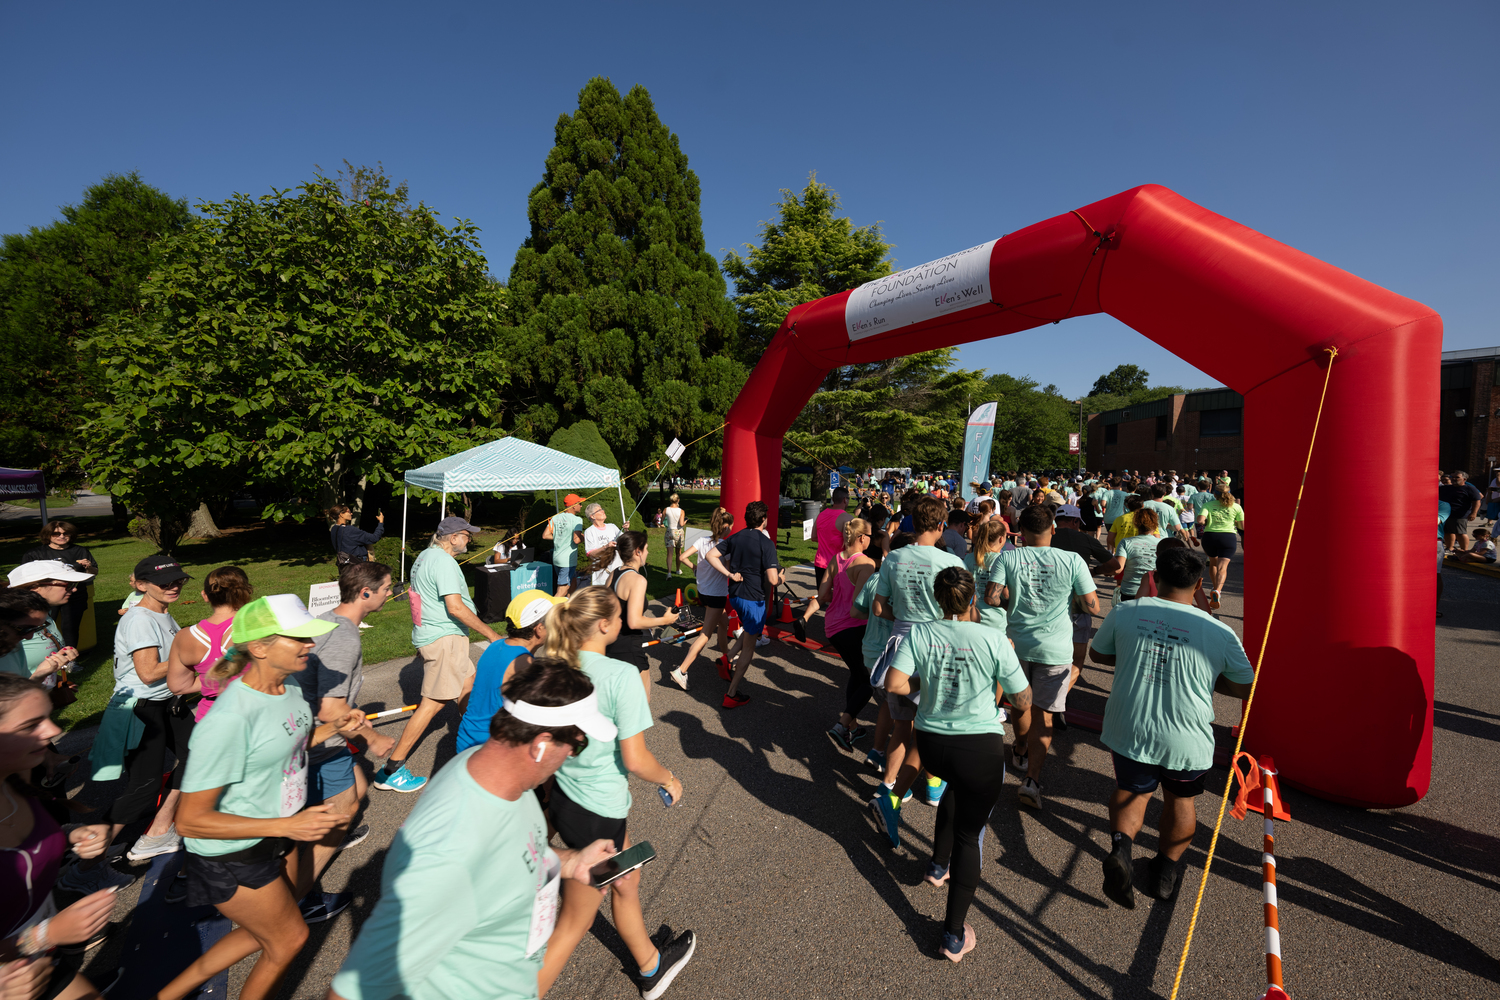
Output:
top-left (657, 786), bottom-right (675, 808)
top-left (589, 841), bottom-right (656, 888)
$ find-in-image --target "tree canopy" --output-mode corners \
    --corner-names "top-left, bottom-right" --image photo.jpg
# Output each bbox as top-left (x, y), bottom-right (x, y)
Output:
top-left (503, 77), bottom-right (742, 477)
top-left (83, 168), bottom-right (508, 552)
top-left (546, 420), bottom-right (619, 472)
top-left (1090, 363), bottom-right (1151, 398)
top-left (0, 172), bottom-right (192, 484)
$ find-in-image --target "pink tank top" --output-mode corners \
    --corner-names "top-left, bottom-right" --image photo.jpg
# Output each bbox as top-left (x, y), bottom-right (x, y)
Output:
top-left (824, 552), bottom-right (863, 637)
top-left (190, 617), bottom-right (235, 723)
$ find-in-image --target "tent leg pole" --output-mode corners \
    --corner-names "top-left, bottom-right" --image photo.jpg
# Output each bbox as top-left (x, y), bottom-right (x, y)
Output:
top-left (441, 492), bottom-right (446, 521)
top-left (617, 482), bottom-right (625, 529)
top-left (401, 485), bottom-right (409, 582)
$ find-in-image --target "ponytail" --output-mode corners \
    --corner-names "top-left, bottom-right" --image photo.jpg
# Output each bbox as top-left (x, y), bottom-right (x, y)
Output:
top-left (1132, 508), bottom-right (1160, 534)
top-left (208, 645), bottom-right (253, 683)
top-left (841, 517), bottom-right (870, 548)
top-left (1215, 489), bottom-right (1235, 506)
top-left (542, 586), bottom-right (620, 665)
top-left (710, 507), bottom-right (735, 542)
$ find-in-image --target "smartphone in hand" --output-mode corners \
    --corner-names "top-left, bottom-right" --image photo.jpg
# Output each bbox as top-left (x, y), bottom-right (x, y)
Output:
top-left (658, 786), bottom-right (675, 808)
top-left (589, 841), bottom-right (656, 888)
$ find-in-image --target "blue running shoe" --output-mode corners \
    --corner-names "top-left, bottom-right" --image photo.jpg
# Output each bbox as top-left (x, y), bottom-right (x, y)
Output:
top-left (848, 725), bottom-right (871, 744)
top-left (924, 861), bottom-right (950, 886)
top-left (871, 790), bottom-right (902, 848)
top-left (921, 777), bottom-right (947, 807)
top-left (826, 724), bottom-right (854, 752)
top-left (373, 764), bottom-right (427, 793)
top-left (864, 748), bottom-right (886, 773)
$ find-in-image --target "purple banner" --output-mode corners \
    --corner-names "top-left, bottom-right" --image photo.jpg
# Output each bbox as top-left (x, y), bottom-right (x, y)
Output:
top-left (0, 468), bottom-right (47, 501)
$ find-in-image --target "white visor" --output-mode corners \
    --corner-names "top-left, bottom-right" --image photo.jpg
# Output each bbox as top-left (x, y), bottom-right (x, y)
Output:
top-left (502, 693), bottom-right (618, 741)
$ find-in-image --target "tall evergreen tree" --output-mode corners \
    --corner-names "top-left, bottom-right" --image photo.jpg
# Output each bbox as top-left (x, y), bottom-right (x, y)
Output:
top-left (504, 77), bottom-right (741, 476)
top-left (0, 173), bottom-right (192, 484)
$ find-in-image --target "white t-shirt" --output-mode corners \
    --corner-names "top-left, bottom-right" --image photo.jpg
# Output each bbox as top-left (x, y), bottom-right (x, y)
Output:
top-left (583, 523), bottom-right (621, 586)
top-left (694, 536), bottom-right (729, 597)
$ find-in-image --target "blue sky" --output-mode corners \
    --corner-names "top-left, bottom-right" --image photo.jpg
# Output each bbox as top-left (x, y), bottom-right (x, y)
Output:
top-left (3, 2), bottom-right (1494, 399)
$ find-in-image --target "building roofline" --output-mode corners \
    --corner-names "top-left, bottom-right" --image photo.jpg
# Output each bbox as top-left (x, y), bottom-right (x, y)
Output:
top-left (1442, 346), bottom-right (1500, 361)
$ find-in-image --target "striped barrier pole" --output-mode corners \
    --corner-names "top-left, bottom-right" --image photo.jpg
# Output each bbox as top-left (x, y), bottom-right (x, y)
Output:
top-left (1231, 753), bottom-right (1292, 1000)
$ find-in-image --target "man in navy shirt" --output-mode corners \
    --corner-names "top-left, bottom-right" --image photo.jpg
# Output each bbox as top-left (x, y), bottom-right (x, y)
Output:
top-left (708, 500), bottom-right (783, 709)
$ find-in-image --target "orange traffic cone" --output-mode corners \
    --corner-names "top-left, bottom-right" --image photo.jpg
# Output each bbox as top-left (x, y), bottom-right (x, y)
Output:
top-left (674, 588), bottom-right (684, 608)
top-left (727, 607), bottom-right (741, 632)
top-left (778, 598), bottom-right (796, 623)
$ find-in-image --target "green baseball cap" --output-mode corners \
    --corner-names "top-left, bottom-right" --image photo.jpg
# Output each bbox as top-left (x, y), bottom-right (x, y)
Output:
top-left (233, 594), bottom-right (338, 645)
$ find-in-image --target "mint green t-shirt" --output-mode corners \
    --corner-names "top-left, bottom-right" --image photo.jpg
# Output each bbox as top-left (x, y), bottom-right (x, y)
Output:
top-left (1001, 547), bottom-right (1096, 665)
top-left (1190, 491), bottom-right (1215, 518)
top-left (0, 647), bottom-right (29, 678)
top-left (1116, 533), bottom-right (1165, 597)
top-left (1094, 597), bottom-right (1254, 771)
top-left (552, 651), bottom-right (654, 820)
top-left (889, 619), bottom-right (1027, 736)
top-left (854, 571), bottom-right (892, 664)
top-left (410, 547), bottom-right (475, 648)
top-left (1144, 500), bottom-right (1182, 533)
top-left (550, 512), bottom-right (583, 569)
top-left (181, 674), bottom-right (313, 857)
top-left (874, 544), bottom-right (965, 623)
top-left (332, 747), bottom-right (556, 1000)
top-left (963, 550), bottom-right (1009, 632)
top-left (22, 618), bottom-right (65, 675)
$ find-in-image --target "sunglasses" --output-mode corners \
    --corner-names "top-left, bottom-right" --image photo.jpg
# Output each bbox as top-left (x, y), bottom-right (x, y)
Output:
top-left (49, 529), bottom-right (70, 537)
top-left (7, 621), bottom-right (48, 639)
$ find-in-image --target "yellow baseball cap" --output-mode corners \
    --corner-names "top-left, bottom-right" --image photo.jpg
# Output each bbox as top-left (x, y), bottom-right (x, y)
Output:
top-left (506, 589), bottom-right (566, 629)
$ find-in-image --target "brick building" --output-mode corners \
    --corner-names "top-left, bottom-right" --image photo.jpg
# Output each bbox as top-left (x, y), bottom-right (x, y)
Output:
top-left (1086, 389), bottom-right (1244, 490)
top-left (1439, 346), bottom-right (1499, 483)
top-left (1085, 348), bottom-right (1500, 495)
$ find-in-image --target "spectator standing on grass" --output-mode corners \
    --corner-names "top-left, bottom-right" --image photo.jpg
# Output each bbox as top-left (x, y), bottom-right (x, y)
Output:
top-left (583, 503), bottom-right (623, 587)
top-left (377, 516), bottom-right (501, 794)
top-left (1090, 547), bottom-right (1253, 908)
top-left (59, 556), bottom-right (196, 894)
top-left (328, 659), bottom-right (619, 1000)
top-left (328, 505), bottom-right (386, 566)
top-left (662, 494), bottom-right (687, 578)
top-left (20, 521), bottom-right (96, 649)
top-left (543, 494), bottom-right (586, 596)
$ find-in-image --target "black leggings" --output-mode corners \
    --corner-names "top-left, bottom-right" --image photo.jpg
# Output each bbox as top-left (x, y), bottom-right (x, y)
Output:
top-left (108, 697), bottom-right (194, 826)
top-left (826, 624), bottom-right (870, 721)
top-left (915, 729), bottom-right (1008, 935)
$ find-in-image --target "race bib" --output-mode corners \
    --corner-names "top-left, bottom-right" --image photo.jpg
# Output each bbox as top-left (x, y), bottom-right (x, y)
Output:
top-left (525, 851), bottom-right (562, 958)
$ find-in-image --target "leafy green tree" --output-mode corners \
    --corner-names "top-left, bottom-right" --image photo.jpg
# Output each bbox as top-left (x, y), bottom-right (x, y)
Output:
top-left (83, 169), bottom-right (508, 553)
top-left (503, 77), bottom-right (741, 477)
top-left (722, 174), bottom-right (892, 362)
top-left (0, 173), bottom-right (192, 484)
top-left (1089, 363), bottom-right (1151, 398)
top-left (546, 420), bottom-right (619, 471)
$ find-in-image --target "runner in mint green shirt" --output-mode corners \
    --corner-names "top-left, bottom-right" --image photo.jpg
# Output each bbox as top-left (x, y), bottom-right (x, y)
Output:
top-left (963, 520), bottom-right (1010, 633)
top-left (883, 566), bottom-right (1034, 963)
top-left (330, 659), bottom-right (619, 1000)
top-left (537, 589), bottom-right (695, 998)
top-left (1090, 546), bottom-right (1253, 909)
top-left (999, 505), bottom-right (1099, 812)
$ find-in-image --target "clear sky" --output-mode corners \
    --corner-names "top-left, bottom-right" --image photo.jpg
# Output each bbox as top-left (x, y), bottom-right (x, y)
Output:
top-left (3, 2), bottom-right (1494, 400)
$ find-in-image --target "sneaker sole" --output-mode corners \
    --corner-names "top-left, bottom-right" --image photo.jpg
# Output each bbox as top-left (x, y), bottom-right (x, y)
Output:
top-left (303, 904), bottom-right (352, 924)
top-left (126, 843), bottom-right (182, 862)
top-left (941, 924), bottom-right (976, 962)
top-left (372, 781), bottom-right (425, 793)
top-left (1018, 789), bottom-right (1042, 809)
top-left (641, 934), bottom-right (697, 1000)
top-left (825, 729), bottom-right (853, 752)
top-left (925, 873), bottom-right (950, 887)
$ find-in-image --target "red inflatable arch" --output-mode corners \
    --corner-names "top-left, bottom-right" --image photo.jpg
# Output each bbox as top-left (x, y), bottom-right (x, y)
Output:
top-left (721, 184), bottom-right (1439, 808)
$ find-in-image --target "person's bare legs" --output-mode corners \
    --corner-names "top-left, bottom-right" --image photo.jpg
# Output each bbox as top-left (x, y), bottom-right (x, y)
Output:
top-left (154, 851), bottom-right (313, 1000)
top-left (385, 696), bottom-right (446, 766)
top-left (602, 866), bottom-right (659, 972)
top-left (1109, 789), bottom-right (1197, 862)
top-left (1013, 706), bottom-right (1054, 782)
top-left (144, 789), bottom-right (180, 838)
top-left (725, 632), bottom-right (756, 698)
top-left (676, 607), bottom-right (725, 676)
top-left (870, 700), bottom-right (893, 756)
top-left (310, 773), bottom-right (365, 879)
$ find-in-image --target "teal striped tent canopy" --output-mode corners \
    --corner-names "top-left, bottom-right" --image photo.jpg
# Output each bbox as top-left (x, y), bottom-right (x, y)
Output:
top-left (403, 437), bottom-right (620, 492)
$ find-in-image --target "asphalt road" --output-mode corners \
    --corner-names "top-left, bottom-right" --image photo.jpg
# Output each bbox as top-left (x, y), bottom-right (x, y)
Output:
top-left (71, 547), bottom-right (1499, 999)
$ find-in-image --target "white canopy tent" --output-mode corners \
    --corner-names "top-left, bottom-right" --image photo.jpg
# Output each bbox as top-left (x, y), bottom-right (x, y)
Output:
top-left (400, 437), bottom-right (623, 580)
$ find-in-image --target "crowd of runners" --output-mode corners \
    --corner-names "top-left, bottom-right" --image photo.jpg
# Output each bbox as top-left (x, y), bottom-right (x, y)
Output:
top-left (1, 462), bottom-right (1487, 998)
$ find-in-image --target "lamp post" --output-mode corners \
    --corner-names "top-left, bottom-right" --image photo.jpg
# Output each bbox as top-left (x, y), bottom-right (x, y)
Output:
top-left (1073, 399), bottom-right (1085, 478)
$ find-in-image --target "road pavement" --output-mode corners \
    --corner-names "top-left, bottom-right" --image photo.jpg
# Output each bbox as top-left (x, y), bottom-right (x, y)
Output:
top-left (69, 544), bottom-right (1499, 999)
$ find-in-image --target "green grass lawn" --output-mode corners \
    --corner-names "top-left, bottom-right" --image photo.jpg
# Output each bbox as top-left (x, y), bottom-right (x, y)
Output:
top-left (1, 490), bottom-right (835, 732)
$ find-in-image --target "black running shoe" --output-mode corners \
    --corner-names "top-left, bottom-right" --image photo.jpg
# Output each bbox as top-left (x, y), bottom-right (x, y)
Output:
top-left (164, 869), bottom-right (189, 904)
top-left (1102, 845), bottom-right (1136, 909)
top-left (638, 929), bottom-right (696, 999)
top-left (1145, 853), bottom-right (1185, 901)
top-left (848, 725), bottom-right (871, 744)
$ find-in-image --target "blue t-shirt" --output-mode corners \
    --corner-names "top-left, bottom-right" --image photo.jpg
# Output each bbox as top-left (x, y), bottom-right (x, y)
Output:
top-left (456, 643), bottom-right (529, 753)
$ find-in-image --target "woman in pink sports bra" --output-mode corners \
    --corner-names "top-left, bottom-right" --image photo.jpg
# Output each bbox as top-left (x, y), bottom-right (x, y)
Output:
top-left (166, 566), bottom-right (254, 721)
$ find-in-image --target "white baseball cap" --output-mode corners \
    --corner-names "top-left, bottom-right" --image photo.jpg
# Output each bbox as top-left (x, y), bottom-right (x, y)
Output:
top-left (7, 560), bottom-right (93, 588)
top-left (1056, 504), bottom-right (1083, 519)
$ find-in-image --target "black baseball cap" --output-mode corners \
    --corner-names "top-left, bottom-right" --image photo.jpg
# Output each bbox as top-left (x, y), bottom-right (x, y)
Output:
top-left (133, 556), bottom-right (191, 586)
